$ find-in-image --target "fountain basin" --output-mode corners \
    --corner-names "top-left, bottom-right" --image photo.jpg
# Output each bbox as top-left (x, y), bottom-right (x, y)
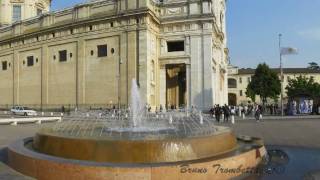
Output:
top-left (8, 135), bottom-right (266, 180)
top-left (33, 126), bottom-right (237, 163)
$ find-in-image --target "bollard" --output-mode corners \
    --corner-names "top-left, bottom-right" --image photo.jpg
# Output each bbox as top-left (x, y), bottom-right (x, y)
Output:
top-left (36, 120), bottom-right (42, 124)
top-left (242, 114), bottom-right (245, 119)
top-left (260, 114), bottom-right (263, 120)
top-left (50, 112), bottom-right (53, 116)
top-left (61, 113), bottom-right (64, 117)
top-left (41, 112), bottom-right (44, 116)
top-left (86, 113), bottom-right (90, 117)
top-left (11, 121), bottom-right (17, 126)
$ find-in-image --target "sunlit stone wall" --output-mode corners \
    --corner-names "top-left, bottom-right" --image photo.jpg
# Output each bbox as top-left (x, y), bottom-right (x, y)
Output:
top-left (0, 0), bottom-right (228, 110)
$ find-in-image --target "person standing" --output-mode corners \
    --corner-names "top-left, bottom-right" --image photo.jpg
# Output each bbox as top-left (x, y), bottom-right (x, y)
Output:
top-left (215, 105), bottom-right (221, 123)
top-left (255, 104), bottom-right (261, 122)
top-left (210, 107), bottom-right (215, 118)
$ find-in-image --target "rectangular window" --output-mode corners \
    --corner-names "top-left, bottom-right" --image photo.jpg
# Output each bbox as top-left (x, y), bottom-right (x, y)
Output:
top-left (240, 90), bottom-right (243, 96)
top-left (59, 50), bottom-right (67, 62)
top-left (97, 45), bottom-right (108, 57)
top-left (247, 77), bottom-right (250, 83)
top-left (37, 9), bottom-right (42, 16)
top-left (27, 56), bottom-right (34, 66)
top-left (2, 61), bottom-right (7, 70)
top-left (239, 77), bottom-right (242, 84)
top-left (167, 41), bottom-right (185, 52)
top-left (12, 5), bottom-right (21, 22)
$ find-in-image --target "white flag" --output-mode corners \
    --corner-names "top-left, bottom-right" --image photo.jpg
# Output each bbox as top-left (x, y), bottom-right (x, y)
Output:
top-left (281, 47), bottom-right (298, 55)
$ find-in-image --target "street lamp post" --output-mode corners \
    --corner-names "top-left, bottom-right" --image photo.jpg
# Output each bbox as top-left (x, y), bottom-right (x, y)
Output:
top-left (118, 58), bottom-right (123, 120)
top-left (279, 34), bottom-right (284, 117)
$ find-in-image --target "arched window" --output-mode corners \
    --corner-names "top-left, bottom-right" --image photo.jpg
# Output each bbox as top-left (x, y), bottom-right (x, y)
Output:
top-left (228, 78), bottom-right (237, 88)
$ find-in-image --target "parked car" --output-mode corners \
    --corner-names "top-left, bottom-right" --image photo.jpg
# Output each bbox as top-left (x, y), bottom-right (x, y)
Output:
top-left (10, 106), bottom-right (37, 116)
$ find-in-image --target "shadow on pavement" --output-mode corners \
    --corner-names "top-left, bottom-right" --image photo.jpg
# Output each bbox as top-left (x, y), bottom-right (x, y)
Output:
top-left (0, 147), bottom-right (8, 164)
top-left (243, 145), bottom-right (320, 180)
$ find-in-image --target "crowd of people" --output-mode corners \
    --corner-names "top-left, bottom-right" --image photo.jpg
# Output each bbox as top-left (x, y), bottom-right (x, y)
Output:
top-left (210, 104), bottom-right (264, 123)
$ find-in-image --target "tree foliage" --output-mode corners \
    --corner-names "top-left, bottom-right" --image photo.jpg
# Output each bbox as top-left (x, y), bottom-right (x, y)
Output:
top-left (286, 76), bottom-right (320, 99)
top-left (245, 85), bottom-right (256, 102)
top-left (246, 63), bottom-right (281, 104)
top-left (308, 62), bottom-right (320, 70)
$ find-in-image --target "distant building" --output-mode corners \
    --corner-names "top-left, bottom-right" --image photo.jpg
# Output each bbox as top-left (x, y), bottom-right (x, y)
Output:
top-left (0, 0), bottom-right (228, 110)
top-left (0, 0), bottom-right (51, 27)
top-left (228, 65), bottom-right (320, 105)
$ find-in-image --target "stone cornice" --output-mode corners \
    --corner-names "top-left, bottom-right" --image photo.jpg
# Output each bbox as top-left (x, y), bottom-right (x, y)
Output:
top-left (159, 14), bottom-right (214, 24)
top-left (0, 8), bottom-right (150, 43)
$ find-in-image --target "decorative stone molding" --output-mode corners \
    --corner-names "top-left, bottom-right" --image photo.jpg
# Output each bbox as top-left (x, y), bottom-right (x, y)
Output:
top-left (167, 7), bottom-right (182, 15)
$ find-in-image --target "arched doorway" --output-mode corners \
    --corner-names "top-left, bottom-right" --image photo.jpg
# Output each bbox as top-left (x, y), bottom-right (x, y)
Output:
top-left (166, 64), bottom-right (186, 109)
top-left (228, 93), bottom-right (237, 106)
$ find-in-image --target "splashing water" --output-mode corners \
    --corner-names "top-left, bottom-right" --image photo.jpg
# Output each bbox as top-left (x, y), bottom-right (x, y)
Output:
top-left (130, 79), bottom-right (145, 127)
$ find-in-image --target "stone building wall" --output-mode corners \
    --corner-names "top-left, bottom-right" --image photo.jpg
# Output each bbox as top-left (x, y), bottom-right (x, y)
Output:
top-left (0, 0), bottom-right (51, 27)
top-left (0, 0), bottom-right (228, 110)
top-left (228, 65), bottom-right (320, 105)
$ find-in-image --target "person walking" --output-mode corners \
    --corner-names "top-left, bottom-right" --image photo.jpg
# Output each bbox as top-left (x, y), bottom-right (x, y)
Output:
top-left (254, 104), bottom-right (261, 122)
top-left (223, 105), bottom-right (230, 122)
top-left (230, 106), bottom-right (235, 124)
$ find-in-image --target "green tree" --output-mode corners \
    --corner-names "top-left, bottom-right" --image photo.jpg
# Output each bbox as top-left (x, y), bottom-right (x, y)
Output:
top-left (246, 83), bottom-right (256, 102)
top-left (286, 76), bottom-right (320, 99)
top-left (308, 62), bottom-right (320, 70)
top-left (246, 63), bottom-right (281, 105)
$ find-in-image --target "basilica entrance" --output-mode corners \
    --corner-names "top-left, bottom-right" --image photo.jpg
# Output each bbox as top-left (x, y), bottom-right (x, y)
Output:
top-left (228, 93), bottom-right (237, 106)
top-left (166, 64), bottom-right (186, 109)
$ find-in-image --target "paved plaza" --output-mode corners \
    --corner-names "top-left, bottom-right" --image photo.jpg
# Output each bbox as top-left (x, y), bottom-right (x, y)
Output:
top-left (0, 116), bottom-right (319, 149)
top-left (0, 116), bottom-right (320, 180)
top-left (226, 117), bottom-right (320, 149)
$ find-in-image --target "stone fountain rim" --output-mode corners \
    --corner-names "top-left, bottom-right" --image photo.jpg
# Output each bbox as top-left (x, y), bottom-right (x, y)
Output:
top-left (9, 137), bottom-right (264, 168)
top-left (36, 126), bottom-right (231, 141)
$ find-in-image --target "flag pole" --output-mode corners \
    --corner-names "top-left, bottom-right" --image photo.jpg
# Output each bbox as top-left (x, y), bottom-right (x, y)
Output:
top-left (279, 34), bottom-right (284, 117)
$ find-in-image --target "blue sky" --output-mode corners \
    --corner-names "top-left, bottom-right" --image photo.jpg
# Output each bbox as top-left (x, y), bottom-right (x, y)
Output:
top-left (52, 0), bottom-right (320, 68)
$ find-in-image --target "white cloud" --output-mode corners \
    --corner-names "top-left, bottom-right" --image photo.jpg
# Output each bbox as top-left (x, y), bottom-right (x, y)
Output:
top-left (298, 28), bottom-right (320, 40)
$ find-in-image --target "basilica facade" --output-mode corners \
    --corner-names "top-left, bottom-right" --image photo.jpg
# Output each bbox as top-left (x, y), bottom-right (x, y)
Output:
top-left (0, 0), bottom-right (228, 110)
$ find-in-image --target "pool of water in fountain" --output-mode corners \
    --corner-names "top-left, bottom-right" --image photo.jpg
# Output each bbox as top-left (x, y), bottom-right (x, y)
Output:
top-left (49, 78), bottom-right (218, 140)
top-left (49, 111), bottom-right (219, 141)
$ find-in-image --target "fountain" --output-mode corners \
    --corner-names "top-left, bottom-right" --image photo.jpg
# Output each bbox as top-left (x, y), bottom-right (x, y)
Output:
top-left (7, 79), bottom-right (266, 179)
top-left (130, 79), bottom-right (144, 127)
